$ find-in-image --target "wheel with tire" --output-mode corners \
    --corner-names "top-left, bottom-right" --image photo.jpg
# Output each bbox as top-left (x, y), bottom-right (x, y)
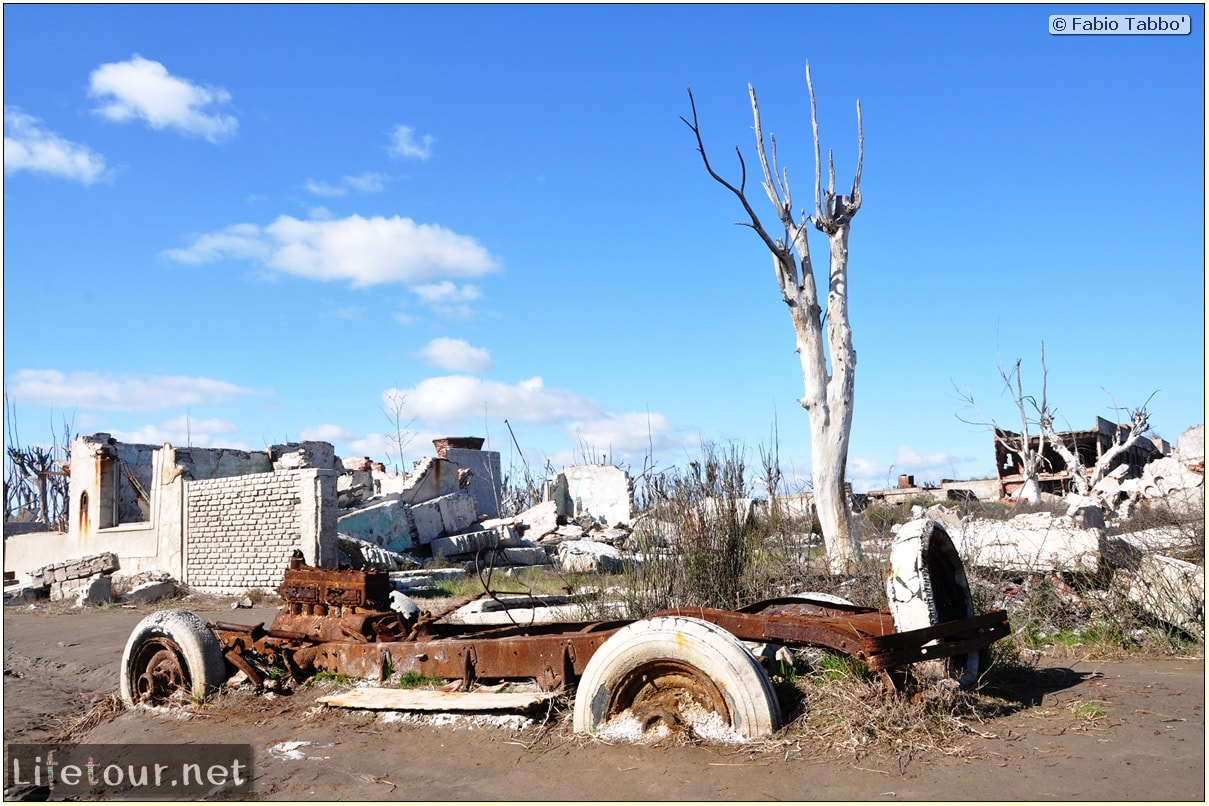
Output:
top-left (573, 616), bottom-right (780, 740)
top-left (120, 610), bottom-right (227, 706)
top-left (886, 519), bottom-right (980, 686)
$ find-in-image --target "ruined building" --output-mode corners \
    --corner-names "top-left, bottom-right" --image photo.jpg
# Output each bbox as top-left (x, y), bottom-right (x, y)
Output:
top-left (995, 416), bottom-right (1165, 499)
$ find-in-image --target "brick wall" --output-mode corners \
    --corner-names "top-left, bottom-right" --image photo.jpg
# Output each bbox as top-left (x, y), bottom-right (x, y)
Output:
top-left (185, 469), bottom-right (317, 593)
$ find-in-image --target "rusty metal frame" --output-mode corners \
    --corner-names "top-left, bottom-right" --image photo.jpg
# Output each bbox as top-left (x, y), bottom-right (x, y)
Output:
top-left (205, 555), bottom-right (1010, 694)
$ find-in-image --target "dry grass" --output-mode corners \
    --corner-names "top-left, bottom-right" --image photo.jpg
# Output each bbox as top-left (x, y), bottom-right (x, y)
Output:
top-left (49, 693), bottom-right (126, 743)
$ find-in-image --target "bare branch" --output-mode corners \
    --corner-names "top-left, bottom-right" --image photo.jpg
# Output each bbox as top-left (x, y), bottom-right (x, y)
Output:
top-left (682, 86), bottom-right (782, 258)
top-left (806, 63), bottom-right (822, 221)
top-left (851, 100), bottom-right (864, 207)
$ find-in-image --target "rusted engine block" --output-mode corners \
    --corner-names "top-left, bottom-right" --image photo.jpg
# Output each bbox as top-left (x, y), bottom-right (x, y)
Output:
top-left (269, 551), bottom-right (402, 643)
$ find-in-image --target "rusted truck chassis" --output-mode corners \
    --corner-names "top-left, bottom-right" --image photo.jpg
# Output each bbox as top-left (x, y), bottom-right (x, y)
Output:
top-left (121, 521), bottom-right (1010, 738)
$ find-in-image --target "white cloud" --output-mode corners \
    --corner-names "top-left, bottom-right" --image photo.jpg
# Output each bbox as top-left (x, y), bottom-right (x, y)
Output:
top-left (412, 281), bottom-right (481, 304)
top-left (89, 55), bottom-right (237, 142)
top-left (395, 375), bottom-right (601, 429)
top-left (305, 172), bottom-right (389, 197)
top-left (416, 338), bottom-right (493, 373)
top-left (389, 125), bottom-right (434, 160)
top-left (161, 222), bottom-right (270, 265)
top-left (565, 411), bottom-right (690, 459)
top-left (3, 106), bottom-right (108, 183)
top-left (299, 424), bottom-right (359, 443)
top-left (112, 416), bottom-right (240, 447)
top-left (847, 445), bottom-right (965, 493)
top-left (304, 179), bottom-right (345, 197)
top-left (6, 369), bottom-right (256, 412)
top-left (343, 172), bottom-right (389, 193)
top-left (163, 214), bottom-right (500, 288)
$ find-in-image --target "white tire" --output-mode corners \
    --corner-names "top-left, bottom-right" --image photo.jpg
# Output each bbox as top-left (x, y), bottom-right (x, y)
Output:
top-left (120, 610), bottom-right (227, 706)
top-left (573, 616), bottom-right (780, 740)
top-left (886, 519), bottom-right (980, 686)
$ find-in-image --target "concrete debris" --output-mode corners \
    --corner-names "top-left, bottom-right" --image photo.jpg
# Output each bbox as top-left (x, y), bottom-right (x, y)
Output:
top-left (337, 534), bottom-right (418, 572)
top-left (557, 540), bottom-right (624, 574)
top-left (270, 441), bottom-right (337, 471)
top-left (1176, 424), bottom-right (1205, 472)
top-left (73, 575), bottom-right (113, 607)
top-left (556, 524), bottom-right (586, 540)
top-left (389, 590), bottom-right (421, 621)
top-left (1126, 456), bottom-right (1204, 516)
top-left (556, 465), bottom-right (634, 526)
top-left (514, 500), bottom-right (562, 541)
top-left (337, 497), bottom-right (414, 552)
top-left (22, 552), bottom-right (120, 604)
top-left (1115, 553), bottom-right (1205, 640)
top-left (232, 596), bottom-right (254, 609)
top-left (29, 552), bottom-right (119, 587)
top-left (429, 526), bottom-right (511, 560)
top-left (954, 514), bottom-right (1101, 574)
top-left (121, 579), bottom-right (178, 604)
top-left (317, 687), bottom-right (557, 713)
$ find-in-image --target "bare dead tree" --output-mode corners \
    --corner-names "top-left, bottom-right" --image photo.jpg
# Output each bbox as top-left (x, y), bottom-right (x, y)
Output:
top-left (957, 345), bottom-right (1055, 505)
top-left (4, 396), bottom-right (74, 529)
top-left (381, 388), bottom-right (416, 474)
top-left (684, 65), bottom-right (863, 573)
top-left (1043, 389), bottom-right (1157, 500)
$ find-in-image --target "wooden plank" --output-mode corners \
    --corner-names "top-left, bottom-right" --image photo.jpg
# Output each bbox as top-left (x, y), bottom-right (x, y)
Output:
top-left (316, 687), bottom-right (556, 712)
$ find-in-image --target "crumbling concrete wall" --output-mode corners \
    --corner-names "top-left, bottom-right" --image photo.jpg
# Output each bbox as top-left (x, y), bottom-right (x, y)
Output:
top-left (444, 447), bottom-right (501, 520)
top-left (559, 465), bottom-right (634, 526)
top-left (186, 468), bottom-right (338, 593)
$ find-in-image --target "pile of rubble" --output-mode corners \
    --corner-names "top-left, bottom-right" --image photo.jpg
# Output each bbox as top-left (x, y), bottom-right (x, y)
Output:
top-left (336, 453), bottom-right (636, 576)
top-left (7, 553), bottom-right (181, 608)
top-left (21, 552), bottom-right (120, 605)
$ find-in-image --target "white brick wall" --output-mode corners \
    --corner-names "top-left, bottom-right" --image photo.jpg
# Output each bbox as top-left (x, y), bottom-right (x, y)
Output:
top-left (185, 470), bottom-right (308, 593)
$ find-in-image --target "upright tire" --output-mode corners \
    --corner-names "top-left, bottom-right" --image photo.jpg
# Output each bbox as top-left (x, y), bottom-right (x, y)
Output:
top-left (120, 610), bottom-right (227, 706)
top-left (573, 616), bottom-right (780, 740)
top-left (886, 519), bottom-right (980, 686)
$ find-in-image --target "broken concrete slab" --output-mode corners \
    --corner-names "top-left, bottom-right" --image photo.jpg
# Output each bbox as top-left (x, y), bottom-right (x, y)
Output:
top-left (337, 497), bottom-right (414, 552)
top-left (429, 527), bottom-right (508, 560)
top-left (559, 465), bottom-right (634, 526)
top-left (410, 493), bottom-right (479, 545)
top-left (515, 500), bottom-right (560, 541)
top-left (121, 579), bottom-right (178, 604)
top-left (270, 441), bottom-right (337, 470)
top-left (456, 594), bottom-right (576, 614)
top-left (438, 494), bottom-right (479, 535)
top-left (1134, 456), bottom-right (1205, 515)
top-left (498, 547), bottom-right (551, 566)
top-left (317, 687), bottom-right (557, 712)
top-left (556, 540), bottom-right (624, 574)
top-left (337, 533), bottom-right (418, 571)
top-left (73, 575), bottom-right (113, 607)
top-left (30, 552), bottom-right (120, 587)
top-left (1176, 424), bottom-right (1204, 471)
top-left (1116, 554), bottom-right (1205, 640)
top-left (954, 514), bottom-right (1101, 574)
top-left (400, 457), bottom-right (461, 505)
top-left (443, 447), bottom-right (502, 520)
top-left (391, 568), bottom-right (468, 584)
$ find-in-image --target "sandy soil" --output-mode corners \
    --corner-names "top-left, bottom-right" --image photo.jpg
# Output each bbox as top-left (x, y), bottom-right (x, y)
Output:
top-left (2, 598), bottom-right (1204, 801)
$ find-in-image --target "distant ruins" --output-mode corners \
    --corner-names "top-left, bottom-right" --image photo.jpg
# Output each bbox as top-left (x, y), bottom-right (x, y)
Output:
top-left (3, 433), bottom-right (634, 595)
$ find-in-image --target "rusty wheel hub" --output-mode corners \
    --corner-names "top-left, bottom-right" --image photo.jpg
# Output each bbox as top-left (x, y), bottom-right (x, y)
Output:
top-left (609, 660), bottom-right (730, 734)
top-left (132, 641), bottom-right (188, 704)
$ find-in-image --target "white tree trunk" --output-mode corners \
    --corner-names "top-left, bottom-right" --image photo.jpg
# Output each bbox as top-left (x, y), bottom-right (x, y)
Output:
top-left (686, 67), bottom-right (864, 574)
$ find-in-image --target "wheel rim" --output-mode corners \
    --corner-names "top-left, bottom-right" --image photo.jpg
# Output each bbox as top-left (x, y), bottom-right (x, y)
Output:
top-left (608, 659), bottom-right (730, 733)
top-left (130, 638), bottom-right (190, 704)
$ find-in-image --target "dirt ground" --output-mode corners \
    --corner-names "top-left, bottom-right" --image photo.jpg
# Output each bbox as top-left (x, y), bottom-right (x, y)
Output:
top-left (2, 598), bottom-right (1204, 801)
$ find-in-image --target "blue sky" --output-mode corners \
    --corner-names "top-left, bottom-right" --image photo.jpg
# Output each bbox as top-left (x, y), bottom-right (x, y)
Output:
top-left (3, 4), bottom-right (1204, 494)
